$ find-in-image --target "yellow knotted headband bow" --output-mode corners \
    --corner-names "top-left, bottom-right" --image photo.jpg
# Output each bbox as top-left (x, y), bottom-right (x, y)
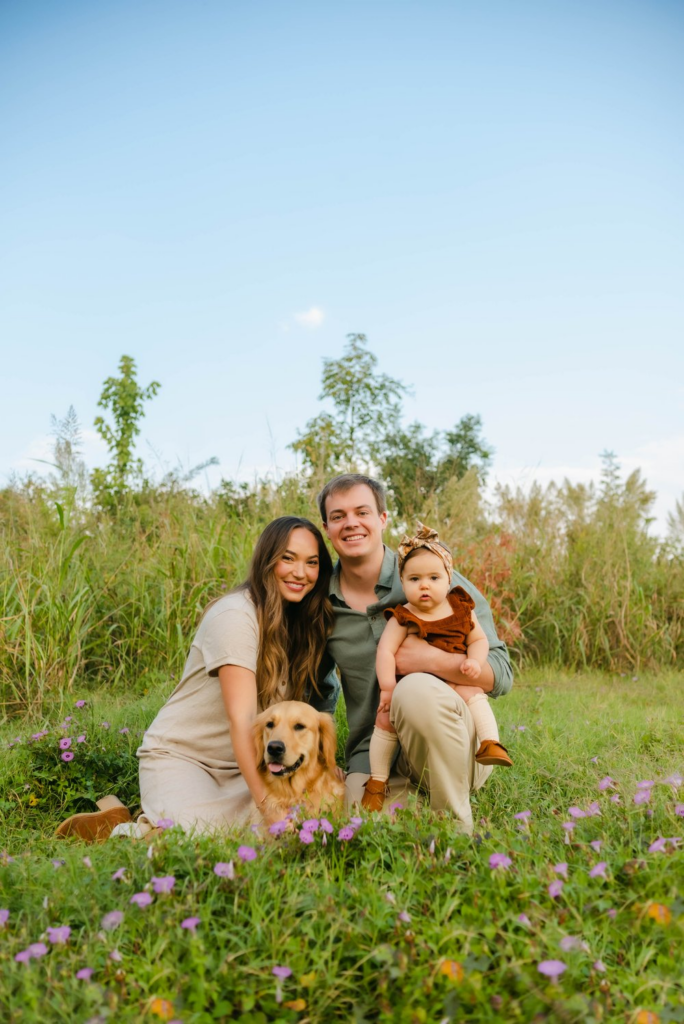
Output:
top-left (397, 521), bottom-right (453, 578)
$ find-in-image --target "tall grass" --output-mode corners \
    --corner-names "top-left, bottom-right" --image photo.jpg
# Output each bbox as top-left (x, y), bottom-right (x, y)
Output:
top-left (1, 464), bottom-right (683, 717)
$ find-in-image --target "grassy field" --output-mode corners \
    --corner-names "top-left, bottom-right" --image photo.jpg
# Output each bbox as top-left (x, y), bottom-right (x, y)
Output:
top-left (1, 670), bottom-right (683, 1023)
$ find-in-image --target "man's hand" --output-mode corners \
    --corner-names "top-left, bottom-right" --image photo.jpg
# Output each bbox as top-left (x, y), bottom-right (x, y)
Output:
top-left (395, 635), bottom-right (464, 677)
top-left (460, 658), bottom-right (482, 680)
top-left (395, 635), bottom-right (495, 692)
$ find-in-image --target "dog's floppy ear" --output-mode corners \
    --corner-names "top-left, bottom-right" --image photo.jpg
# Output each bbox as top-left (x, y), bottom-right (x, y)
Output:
top-left (317, 712), bottom-right (338, 771)
top-left (252, 713), bottom-right (266, 770)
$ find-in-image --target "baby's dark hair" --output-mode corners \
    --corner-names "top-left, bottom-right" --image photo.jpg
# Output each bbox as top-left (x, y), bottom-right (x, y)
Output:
top-left (399, 540), bottom-right (452, 574)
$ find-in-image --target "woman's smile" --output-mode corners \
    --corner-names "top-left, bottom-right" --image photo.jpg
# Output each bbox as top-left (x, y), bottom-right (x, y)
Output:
top-left (274, 527), bottom-right (320, 602)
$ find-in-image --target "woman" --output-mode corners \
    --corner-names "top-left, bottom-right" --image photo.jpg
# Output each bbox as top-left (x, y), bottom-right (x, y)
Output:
top-left (57, 517), bottom-right (334, 840)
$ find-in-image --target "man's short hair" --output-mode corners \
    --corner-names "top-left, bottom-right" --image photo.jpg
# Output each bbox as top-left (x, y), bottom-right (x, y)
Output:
top-left (317, 473), bottom-right (387, 523)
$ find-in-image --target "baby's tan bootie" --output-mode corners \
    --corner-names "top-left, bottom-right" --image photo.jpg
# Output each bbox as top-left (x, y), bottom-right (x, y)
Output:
top-left (475, 740), bottom-right (513, 767)
top-left (361, 777), bottom-right (389, 813)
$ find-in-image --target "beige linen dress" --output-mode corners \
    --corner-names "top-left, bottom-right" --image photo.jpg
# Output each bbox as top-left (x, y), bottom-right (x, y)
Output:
top-left (137, 590), bottom-right (279, 832)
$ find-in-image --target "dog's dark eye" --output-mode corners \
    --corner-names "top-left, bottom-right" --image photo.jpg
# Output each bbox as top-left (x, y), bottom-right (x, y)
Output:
top-left (266, 721), bottom-right (274, 729)
top-left (293, 723), bottom-right (306, 731)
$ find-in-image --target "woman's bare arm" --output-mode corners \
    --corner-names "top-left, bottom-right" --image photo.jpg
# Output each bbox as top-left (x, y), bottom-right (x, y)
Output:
top-left (218, 665), bottom-right (268, 809)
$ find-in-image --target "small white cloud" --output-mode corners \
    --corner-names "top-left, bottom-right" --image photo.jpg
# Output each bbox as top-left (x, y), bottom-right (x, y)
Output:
top-left (294, 306), bottom-right (325, 329)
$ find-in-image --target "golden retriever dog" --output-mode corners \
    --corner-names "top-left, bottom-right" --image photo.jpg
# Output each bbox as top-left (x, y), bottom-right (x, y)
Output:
top-left (252, 700), bottom-right (345, 823)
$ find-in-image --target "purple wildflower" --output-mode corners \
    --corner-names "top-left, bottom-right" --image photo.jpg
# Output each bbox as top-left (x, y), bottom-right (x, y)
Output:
top-left (75, 700), bottom-right (86, 708)
top-left (559, 936), bottom-right (585, 951)
top-left (28, 942), bottom-right (48, 958)
top-left (350, 816), bottom-right (363, 827)
top-left (101, 910), bottom-right (123, 931)
top-left (61, 751), bottom-right (74, 762)
top-left (598, 776), bottom-right (616, 791)
top-left (151, 875), bottom-right (175, 894)
top-left (157, 817), bottom-right (174, 830)
top-left (111, 867), bottom-right (127, 881)
top-left (606, 908), bottom-right (617, 919)
top-left (269, 820), bottom-right (290, 835)
top-left (273, 965), bottom-right (292, 979)
top-left (52, 859), bottom-right (65, 869)
top-left (648, 837), bottom-right (667, 854)
top-left (59, 738), bottom-right (72, 750)
top-left (319, 818), bottom-right (333, 833)
top-left (593, 959), bottom-right (607, 972)
top-left (590, 840), bottom-right (603, 852)
top-left (568, 807), bottom-right (586, 819)
top-left (428, 839), bottom-right (435, 855)
top-left (388, 801), bottom-right (404, 814)
top-left (0, 909), bottom-right (9, 926)
top-left (130, 891), bottom-right (153, 908)
top-left (636, 780), bottom-right (655, 789)
top-left (634, 790), bottom-right (651, 805)
top-left (15, 950), bottom-right (32, 963)
top-left (398, 910), bottom-right (411, 923)
top-left (538, 960), bottom-right (566, 978)
top-left (76, 967), bottom-right (94, 980)
top-left (237, 845), bottom-right (257, 862)
top-left (589, 861), bottom-right (608, 879)
top-left (553, 862), bottom-right (568, 878)
top-left (338, 827), bottom-right (355, 841)
top-left (298, 829), bottom-right (314, 844)
top-left (77, 735), bottom-right (86, 743)
top-left (674, 804), bottom-right (684, 817)
top-left (301, 819), bottom-right (319, 832)
top-left (119, 727), bottom-right (129, 735)
top-left (214, 861), bottom-right (235, 879)
top-left (83, 856), bottom-right (92, 868)
top-left (489, 853), bottom-right (512, 870)
top-left (109, 949), bottom-right (122, 962)
top-left (590, 756), bottom-right (599, 763)
top-left (101, 722), bottom-right (110, 730)
top-left (47, 925), bottom-right (71, 944)
top-left (562, 822), bottom-right (575, 832)
top-left (610, 793), bottom-right (621, 804)
top-left (548, 880), bottom-right (564, 898)
top-left (586, 801), bottom-right (601, 817)
top-left (517, 913), bottom-right (531, 926)
top-left (385, 892), bottom-right (396, 904)
top-left (514, 810), bottom-right (532, 820)
top-left (181, 916), bottom-right (200, 932)
top-left (663, 773), bottom-right (682, 789)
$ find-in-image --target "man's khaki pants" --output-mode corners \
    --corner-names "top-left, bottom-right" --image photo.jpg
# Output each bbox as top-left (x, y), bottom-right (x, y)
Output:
top-left (345, 673), bottom-right (492, 835)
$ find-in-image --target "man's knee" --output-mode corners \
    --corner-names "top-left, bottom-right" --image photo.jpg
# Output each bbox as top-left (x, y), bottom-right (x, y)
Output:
top-left (391, 673), bottom-right (466, 733)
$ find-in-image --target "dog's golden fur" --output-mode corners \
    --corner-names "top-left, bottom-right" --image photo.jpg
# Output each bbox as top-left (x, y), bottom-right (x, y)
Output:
top-left (253, 700), bottom-right (345, 823)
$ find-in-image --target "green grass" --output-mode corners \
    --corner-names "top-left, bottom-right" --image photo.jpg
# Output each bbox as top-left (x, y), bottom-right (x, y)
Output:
top-left (1, 672), bottom-right (683, 1023)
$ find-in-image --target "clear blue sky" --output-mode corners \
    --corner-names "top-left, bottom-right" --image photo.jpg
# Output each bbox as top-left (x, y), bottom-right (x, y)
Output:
top-left (2, 0), bottom-right (682, 529)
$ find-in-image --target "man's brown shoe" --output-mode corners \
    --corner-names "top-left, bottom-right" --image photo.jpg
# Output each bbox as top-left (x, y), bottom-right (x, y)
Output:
top-left (475, 740), bottom-right (513, 767)
top-left (361, 777), bottom-right (389, 813)
top-left (55, 796), bottom-right (132, 843)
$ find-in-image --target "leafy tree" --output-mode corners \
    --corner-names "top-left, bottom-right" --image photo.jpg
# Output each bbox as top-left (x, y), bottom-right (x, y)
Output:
top-left (92, 355), bottom-right (160, 506)
top-left (438, 414), bottom-right (494, 485)
top-left (380, 421), bottom-right (440, 520)
top-left (291, 334), bottom-right (409, 474)
top-left (382, 414), bottom-right (494, 520)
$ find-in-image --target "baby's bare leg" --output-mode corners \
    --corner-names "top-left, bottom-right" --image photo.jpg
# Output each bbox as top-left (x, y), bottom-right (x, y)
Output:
top-left (374, 708), bottom-right (396, 734)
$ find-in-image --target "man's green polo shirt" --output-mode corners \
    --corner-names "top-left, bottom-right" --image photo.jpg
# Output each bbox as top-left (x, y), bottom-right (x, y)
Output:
top-left (326, 545), bottom-right (514, 774)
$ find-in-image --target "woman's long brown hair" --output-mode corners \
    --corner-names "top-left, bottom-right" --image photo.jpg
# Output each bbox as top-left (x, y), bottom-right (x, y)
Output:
top-left (239, 517), bottom-right (334, 707)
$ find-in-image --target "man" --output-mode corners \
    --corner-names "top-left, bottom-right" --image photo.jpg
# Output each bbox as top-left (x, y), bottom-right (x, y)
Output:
top-left (317, 472), bottom-right (513, 834)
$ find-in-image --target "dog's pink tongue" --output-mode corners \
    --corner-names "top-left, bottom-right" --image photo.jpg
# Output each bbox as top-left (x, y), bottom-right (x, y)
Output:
top-left (268, 763), bottom-right (284, 774)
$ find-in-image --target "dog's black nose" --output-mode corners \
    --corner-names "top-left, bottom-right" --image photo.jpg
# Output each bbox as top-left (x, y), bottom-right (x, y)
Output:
top-left (266, 740), bottom-right (286, 760)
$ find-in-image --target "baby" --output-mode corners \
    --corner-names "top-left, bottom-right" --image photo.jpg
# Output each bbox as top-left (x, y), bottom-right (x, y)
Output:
top-left (362, 523), bottom-right (512, 813)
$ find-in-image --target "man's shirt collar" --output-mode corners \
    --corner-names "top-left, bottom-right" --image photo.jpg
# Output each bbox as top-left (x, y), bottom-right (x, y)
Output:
top-left (330, 544), bottom-right (398, 604)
